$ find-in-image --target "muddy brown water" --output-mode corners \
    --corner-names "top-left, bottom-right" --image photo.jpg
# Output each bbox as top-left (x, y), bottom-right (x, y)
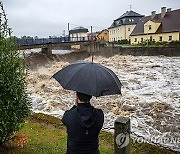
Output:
top-left (25, 50), bottom-right (180, 152)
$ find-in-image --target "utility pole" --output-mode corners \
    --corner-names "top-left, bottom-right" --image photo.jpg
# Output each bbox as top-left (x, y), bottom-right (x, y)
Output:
top-left (146, 25), bottom-right (149, 46)
top-left (91, 26), bottom-right (93, 41)
top-left (68, 23), bottom-right (70, 41)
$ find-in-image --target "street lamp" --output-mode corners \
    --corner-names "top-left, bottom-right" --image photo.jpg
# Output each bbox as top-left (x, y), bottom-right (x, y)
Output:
top-left (142, 21), bottom-right (149, 46)
top-left (144, 25), bottom-right (149, 46)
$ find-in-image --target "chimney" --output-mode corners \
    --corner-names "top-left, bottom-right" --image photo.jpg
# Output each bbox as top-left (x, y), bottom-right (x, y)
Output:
top-left (167, 8), bottom-right (172, 12)
top-left (151, 11), bottom-right (156, 19)
top-left (161, 7), bottom-right (166, 18)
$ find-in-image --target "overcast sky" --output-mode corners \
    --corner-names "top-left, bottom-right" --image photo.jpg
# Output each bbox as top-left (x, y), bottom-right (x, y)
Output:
top-left (2, 0), bottom-right (180, 38)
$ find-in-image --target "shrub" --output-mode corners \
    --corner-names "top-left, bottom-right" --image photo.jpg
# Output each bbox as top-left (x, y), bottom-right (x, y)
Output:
top-left (117, 39), bottom-right (129, 45)
top-left (137, 40), bottom-right (169, 47)
top-left (0, 2), bottom-right (31, 146)
top-left (154, 41), bottom-right (168, 46)
top-left (168, 40), bottom-right (180, 46)
top-left (137, 41), bottom-right (148, 46)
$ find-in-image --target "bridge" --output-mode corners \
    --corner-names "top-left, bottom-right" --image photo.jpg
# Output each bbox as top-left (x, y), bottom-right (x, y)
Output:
top-left (17, 37), bottom-right (105, 54)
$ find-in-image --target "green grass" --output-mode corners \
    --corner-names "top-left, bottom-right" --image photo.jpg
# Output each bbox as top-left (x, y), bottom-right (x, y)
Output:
top-left (0, 113), bottom-right (177, 154)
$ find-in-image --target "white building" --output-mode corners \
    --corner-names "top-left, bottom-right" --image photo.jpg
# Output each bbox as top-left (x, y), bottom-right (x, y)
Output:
top-left (69, 27), bottom-right (89, 41)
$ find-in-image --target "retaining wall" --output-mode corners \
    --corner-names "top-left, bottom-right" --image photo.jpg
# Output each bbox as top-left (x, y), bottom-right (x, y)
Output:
top-left (96, 46), bottom-right (180, 57)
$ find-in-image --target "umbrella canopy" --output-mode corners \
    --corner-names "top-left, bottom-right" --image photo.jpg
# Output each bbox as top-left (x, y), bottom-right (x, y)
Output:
top-left (52, 61), bottom-right (122, 97)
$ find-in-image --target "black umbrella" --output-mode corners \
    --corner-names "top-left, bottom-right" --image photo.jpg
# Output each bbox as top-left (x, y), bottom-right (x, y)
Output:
top-left (52, 61), bottom-right (122, 97)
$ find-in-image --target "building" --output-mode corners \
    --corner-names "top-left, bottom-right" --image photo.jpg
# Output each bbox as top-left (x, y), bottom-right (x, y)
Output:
top-left (97, 29), bottom-right (109, 42)
top-left (130, 7), bottom-right (180, 44)
top-left (87, 31), bottom-right (100, 41)
top-left (69, 26), bottom-right (89, 41)
top-left (108, 10), bottom-right (144, 42)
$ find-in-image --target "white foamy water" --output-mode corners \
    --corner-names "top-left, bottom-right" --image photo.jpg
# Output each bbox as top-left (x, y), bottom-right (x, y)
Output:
top-left (26, 53), bottom-right (180, 152)
top-left (52, 50), bottom-right (72, 55)
top-left (19, 48), bottom-right (73, 57)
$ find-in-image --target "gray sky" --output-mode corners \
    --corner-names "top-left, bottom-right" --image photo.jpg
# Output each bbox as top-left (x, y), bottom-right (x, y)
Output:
top-left (2, 0), bottom-right (180, 38)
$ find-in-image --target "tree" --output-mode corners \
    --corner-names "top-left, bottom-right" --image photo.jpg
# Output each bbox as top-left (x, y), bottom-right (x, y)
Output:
top-left (0, 1), bottom-right (31, 146)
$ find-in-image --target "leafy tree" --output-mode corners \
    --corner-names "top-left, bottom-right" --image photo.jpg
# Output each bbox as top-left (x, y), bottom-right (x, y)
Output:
top-left (0, 1), bottom-right (31, 146)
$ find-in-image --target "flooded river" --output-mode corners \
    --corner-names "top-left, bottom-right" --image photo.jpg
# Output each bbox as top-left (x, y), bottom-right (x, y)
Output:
top-left (25, 49), bottom-right (180, 152)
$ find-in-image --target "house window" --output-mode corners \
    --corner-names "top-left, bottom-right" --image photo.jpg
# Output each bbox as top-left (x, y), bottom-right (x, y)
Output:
top-left (169, 36), bottom-right (172, 41)
top-left (129, 19), bottom-right (134, 22)
top-left (148, 25), bottom-right (152, 30)
top-left (134, 38), bottom-right (137, 42)
top-left (159, 36), bottom-right (162, 41)
top-left (128, 27), bottom-right (130, 31)
top-left (141, 38), bottom-right (143, 42)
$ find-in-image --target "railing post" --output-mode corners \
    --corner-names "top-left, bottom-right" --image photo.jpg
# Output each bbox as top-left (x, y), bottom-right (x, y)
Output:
top-left (114, 116), bottom-right (130, 154)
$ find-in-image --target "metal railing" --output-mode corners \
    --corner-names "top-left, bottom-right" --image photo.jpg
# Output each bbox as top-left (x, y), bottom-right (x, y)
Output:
top-left (16, 36), bottom-right (95, 46)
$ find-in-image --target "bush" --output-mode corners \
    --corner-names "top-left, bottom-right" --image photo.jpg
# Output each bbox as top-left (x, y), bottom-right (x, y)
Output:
top-left (117, 39), bottom-right (129, 45)
top-left (154, 41), bottom-right (168, 46)
top-left (168, 40), bottom-right (180, 46)
top-left (0, 2), bottom-right (31, 146)
top-left (137, 40), bottom-right (148, 46)
top-left (137, 40), bottom-right (169, 47)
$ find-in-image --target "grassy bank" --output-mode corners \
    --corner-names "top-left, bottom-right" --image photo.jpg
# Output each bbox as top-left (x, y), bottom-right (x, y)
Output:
top-left (0, 113), bottom-right (176, 154)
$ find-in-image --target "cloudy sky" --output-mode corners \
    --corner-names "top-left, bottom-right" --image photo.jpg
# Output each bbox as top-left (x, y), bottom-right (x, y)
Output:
top-left (2, 0), bottom-right (180, 38)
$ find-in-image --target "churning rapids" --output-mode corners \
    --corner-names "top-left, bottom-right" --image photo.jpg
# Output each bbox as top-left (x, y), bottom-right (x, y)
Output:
top-left (25, 49), bottom-right (180, 152)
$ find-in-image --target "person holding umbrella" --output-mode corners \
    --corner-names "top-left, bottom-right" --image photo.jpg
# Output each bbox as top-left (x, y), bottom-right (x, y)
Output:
top-left (61, 92), bottom-right (104, 154)
top-left (53, 61), bottom-right (122, 154)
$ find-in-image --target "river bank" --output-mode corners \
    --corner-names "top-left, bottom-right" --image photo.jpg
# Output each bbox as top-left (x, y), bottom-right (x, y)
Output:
top-left (25, 49), bottom-right (180, 152)
top-left (1, 113), bottom-right (176, 154)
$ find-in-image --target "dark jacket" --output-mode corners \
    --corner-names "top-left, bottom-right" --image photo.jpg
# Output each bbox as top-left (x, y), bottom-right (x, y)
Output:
top-left (62, 103), bottom-right (104, 154)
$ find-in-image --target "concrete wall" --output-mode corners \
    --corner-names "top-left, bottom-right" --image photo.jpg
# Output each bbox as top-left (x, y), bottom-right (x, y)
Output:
top-left (96, 46), bottom-right (180, 56)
